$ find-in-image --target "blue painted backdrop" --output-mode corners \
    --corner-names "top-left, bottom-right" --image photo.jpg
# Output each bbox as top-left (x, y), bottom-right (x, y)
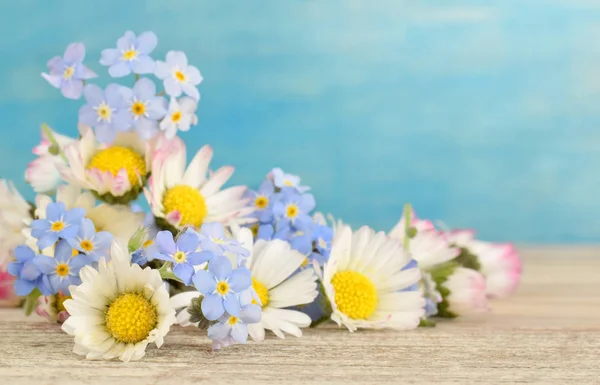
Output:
top-left (0, 0), bottom-right (599, 243)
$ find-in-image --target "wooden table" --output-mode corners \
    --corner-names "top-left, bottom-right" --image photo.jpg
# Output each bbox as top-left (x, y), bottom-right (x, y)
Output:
top-left (1, 247), bottom-right (599, 384)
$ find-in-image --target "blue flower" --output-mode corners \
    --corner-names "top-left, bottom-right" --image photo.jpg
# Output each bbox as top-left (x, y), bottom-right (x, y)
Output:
top-left (7, 245), bottom-right (52, 296)
top-left (30, 202), bottom-right (85, 250)
top-left (207, 289), bottom-right (261, 348)
top-left (312, 224), bottom-right (333, 257)
top-left (198, 223), bottom-right (249, 258)
top-left (67, 218), bottom-right (113, 262)
top-left (120, 78), bottom-right (168, 139)
top-left (272, 188), bottom-right (316, 231)
top-left (155, 229), bottom-right (213, 285)
top-left (274, 225), bottom-right (314, 255)
top-left (245, 180), bottom-right (275, 223)
top-left (270, 168), bottom-right (310, 193)
top-left (100, 31), bottom-right (158, 77)
top-left (41, 43), bottom-right (97, 99)
top-left (155, 51), bottom-right (202, 100)
top-left (192, 256), bottom-right (252, 320)
top-left (78, 84), bottom-right (131, 143)
top-left (34, 240), bottom-right (93, 295)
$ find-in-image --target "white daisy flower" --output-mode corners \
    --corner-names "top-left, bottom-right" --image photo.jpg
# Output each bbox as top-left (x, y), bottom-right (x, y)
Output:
top-left (442, 266), bottom-right (489, 315)
top-left (389, 213), bottom-right (459, 270)
top-left (160, 97), bottom-right (198, 139)
top-left (144, 137), bottom-right (255, 232)
top-left (60, 126), bottom-right (155, 204)
top-left (61, 240), bottom-right (176, 362)
top-left (319, 224), bottom-right (425, 331)
top-left (245, 237), bottom-right (319, 340)
top-left (0, 180), bottom-right (31, 269)
top-left (26, 125), bottom-right (75, 193)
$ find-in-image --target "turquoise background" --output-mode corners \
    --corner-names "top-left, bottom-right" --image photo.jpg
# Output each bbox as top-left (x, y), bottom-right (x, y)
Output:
top-left (0, 0), bottom-right (599, 243)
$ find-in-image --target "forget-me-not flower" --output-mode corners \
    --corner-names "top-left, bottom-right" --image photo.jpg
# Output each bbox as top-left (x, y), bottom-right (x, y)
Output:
top-left (67, 218), bottom-right (113, 262)
top-left (120, 78), bottom-right (168, 139)
top-left (207, 289), bottom-right (261, 348)
top-left (312, 224), bottom-right (333, 257)
top-left (159, 97), bottom-right (198, 139)
top-left (30, 202), bottom-right (85, 250)
top-left (34, 240), bottom-right (93, 295)
top-left (155, 51), bottom-right (202, 100)
top-left (192, 256), bottom-right (252, 320)
top-left (41, 43), bottom-right (97, 99)
top-left (246, 180), bottom-right (275, 223)
top-left (154, 229), bottom-right (213, 285)
top-left (272, 188), bottom-right (316, 231)
top-left (7, 245), bottom-right (52, 296)
top-left (198, 223), bottom-right (249, 258)
top-left (78, 83), bottom-right (131, 143)
top-left (270, 168), bottom-right (310, 193)
top-left (100, 31), bottom-right (158, 77)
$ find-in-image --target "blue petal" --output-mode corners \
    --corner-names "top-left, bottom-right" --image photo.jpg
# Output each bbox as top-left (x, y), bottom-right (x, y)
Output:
top-left (100, 48), bottom-right (119, 66)
top-left (14, 279), bottom-right (35, 296)
top-left (63, 43), bottom-right (85, 64)
top-left (54, 240), bottom-right (73, 262)
top-left (201, 222), bottom-right (224, 239)
top-left (59, 225), bottom-right (79, 241)
top-left (7, 262), bottom-right (21, 277)
top-left (69, 254), bottom-right (93, 273)
top-left (164, 77), bottom-right (182, 97)
top-left (176, 229), bottom-right (199, 253)
top-left (133, 55), bottom-right (155, 75)
top-left (79, 218), bottom-right (95, 239)
top-left (34, 255), bottom-right (56, 275)
top-left (14, 245), bottom-right (35, 262)
top-left (37, 233), bottom-right (59, 250)
top-left (83, 83), bottom-right (104, 105)
top-left (240, 304), bottom-right (261, 324)
top-left (257, 225), bottom-right (274, 240)
top-left (93, 231), bottom-right (113, 249)
top-left (116, 31), bottom-right (136, 51)
top-left (186, 251), bottom-right (213, 265)
top-left (192, 269), bottom-right (216, 294)
top-left (173, 263), bottom-right (194, 285)
top-left (156, 231), bottom-right (176, 255)
top-left (229, 268), bottom-right (252, 293)
top-left (20, 260), bottom-right (41, 281)
top-left (402, 259), bottom-right (419, 271)
top-left (78, 104), bottom-right (97, 127)
top-left (209, 257), bottom-right (232, 281)
top-left (223, 294), bottom-right (241, 317)
top-left (207, 322), bottom-right (231, 341)
top-left (105, 83), bottom-right (126, 108)
top-left (30, 219), bottom-right (50, 231)
top-left (133, 78), bottom-right (156, 100)
top-left (231, 323), bottom-right (248, 344)
top-left (61, 79), bottom-right (84, 100)
top-left (64, 207), bottom-right (85, 225)
top-left (95, 124), bottom-right (117, 143)
top-left (202, 294), bottom-right (225, 321)
top-left (136, 31), bottom-right (157, 54)
top-left (46, 202), bottom-right (66, 222)
top-left (37, 275), bottom-right (54, 296)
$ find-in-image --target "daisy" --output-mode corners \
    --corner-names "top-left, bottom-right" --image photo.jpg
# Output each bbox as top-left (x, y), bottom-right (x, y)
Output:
top-left (144, 137), bottom-right (255, 232)
top-left (60, 126), bottom-right (154, 204)
top-left (318, 224), bottom-right (425, 331)
top-left (245, 238), bottom-right (319, 340)
top-left (0, 180), bottom-right (31, 269)
top-left (440, 266), bottom-right (489, 316)
top-left (61, 240), bottom-right (176, 362)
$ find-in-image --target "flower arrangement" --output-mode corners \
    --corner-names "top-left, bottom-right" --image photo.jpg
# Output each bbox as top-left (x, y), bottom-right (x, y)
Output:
top-left (0, 31), bottom-right (522, 362)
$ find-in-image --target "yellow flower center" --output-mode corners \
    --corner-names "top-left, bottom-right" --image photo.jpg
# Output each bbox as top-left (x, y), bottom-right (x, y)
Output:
top-left (255, 196), bottom-right (269, 210)
top-left (71, 248), bottom-right (79, 257)
top-left (63, 66), bottom-right (74, 79)
top-left (131, 101), bottom-right (146, 117)
top-left (331, 271), bottom-right (378, 320)
top-left (122, 49), bottom-right (137, 61)
top-left (252, 277), bottom-right (269, 307)
top-left (216, 281), bottom-right (230, 296)
top-left (173, 251), bottom-right (187, 263)
top-left (51, 221), bottom-right (65, 232)
top-left (56, 294), bottom-right (71, 313)
top-left (284, 179), bottom-right (293, 186)
top-left (143, 239), bottom-right (154, 248)
top-left (96, 103), bottom-right (113, 122)
top-left (56, 263), bottom-right (70, 277)
top-left (80, 240), bottom-right (94, 252)
top-left (286, 204), bottom-right (299, 219)
top-left (171, 111), bottom-right (182, 122)
top-left (162, 185), bottom-right (208, 228)
top-left (105, 293), bottom-right (157, 344)
top-left (174, 70), bottom-right (186, 82)
top-left (87, 146), bottom-right (147, 187)
top-left (228, 316), bottom-right (239, 325)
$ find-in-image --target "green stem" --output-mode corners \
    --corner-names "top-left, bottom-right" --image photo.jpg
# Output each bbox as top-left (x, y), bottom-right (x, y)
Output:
top-left (403, 203), bottom-right (412, 251)
top-left (23, 288), bottom-right (42, 316)
top-left (41, 123), bottom-right (68, 163)
top-left (158, 262), bottom-right (185, 284)
top-left (156, 90), bottom-right (166, 96)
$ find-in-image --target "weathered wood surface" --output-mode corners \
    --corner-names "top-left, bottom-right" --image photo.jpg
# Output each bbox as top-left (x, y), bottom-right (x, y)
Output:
top-left (1, 246), bottom-right (599, 384)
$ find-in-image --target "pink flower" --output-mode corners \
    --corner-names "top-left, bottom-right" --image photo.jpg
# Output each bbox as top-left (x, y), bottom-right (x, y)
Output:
top-left (470, 241), bottom-right (522, 299)
top-left (0, 271), bottom-right (20, 308)
top-left (444, 267), bottom-right (489, 315)
top-left (35, 294), bottom-right (71, 323)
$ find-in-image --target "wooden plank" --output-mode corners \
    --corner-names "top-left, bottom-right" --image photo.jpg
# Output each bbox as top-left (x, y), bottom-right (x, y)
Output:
top-left (1, 247), bottom-right (599, 384)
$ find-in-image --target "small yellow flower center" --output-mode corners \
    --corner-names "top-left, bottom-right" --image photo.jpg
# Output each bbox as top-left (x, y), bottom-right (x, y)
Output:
top-left (162, 185), bottom-right (208, 228)
top-left (228, 316), bottom-right (239, 325)
top-left (286, 204), bottom-right (299, 219)
top-left (173, 251), bottom-right (187, 263)
top-left (63, 66), bottom-right (74, 79)
top-left (255, 196), bottom-right (269, 210)
top-left (331, 271), bottom-right (378, 320)
top-left (80, 240), bottom-right (94, 252)
top-left (131, 101), bottom-right (146, 116)
top-left (96, 103), bottom-right (113, 122)
top-left (174, 70), bottom-right (186, 82)
top-left (171, 111), bottom-right (182, 122)
top-left (318, 238), bottom-right (328, 250)
top-left (250, 224), bottom-right (259, 238)
top-left (122, 49), bottom-right (137, 61)
top-left (56, 294), bottom-right (71, 313)
top-left (252, 278), bottom-right (269, 308)
top-left (143, 239), bottom-right (154, 248)
top-left (51, 221), bottom-right (65, 232)
top-left (105, 293), bottom-right (157, 344)
top-left (56, 263), bottom-right (70, 277)
top-left (71, 248), bottom-right (79, 257)
top-left (216, 281), bottom-right (230, 296)
top-left (301, 258), bottom-right (310, 268)
top-left (87, 146), bottom-right (147, 187)
top-left (284, 179), bottom-right (293, 186)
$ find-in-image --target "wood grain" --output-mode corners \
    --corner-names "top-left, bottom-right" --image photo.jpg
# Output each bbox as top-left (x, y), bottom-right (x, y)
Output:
top-left (1, 246), bottom-right (599, 384)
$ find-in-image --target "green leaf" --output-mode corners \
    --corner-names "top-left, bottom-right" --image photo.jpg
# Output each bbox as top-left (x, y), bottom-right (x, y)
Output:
top-left (419, 318), bottom-right (437, 327)
top-left (23, 288), bottom-right (42, 316)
